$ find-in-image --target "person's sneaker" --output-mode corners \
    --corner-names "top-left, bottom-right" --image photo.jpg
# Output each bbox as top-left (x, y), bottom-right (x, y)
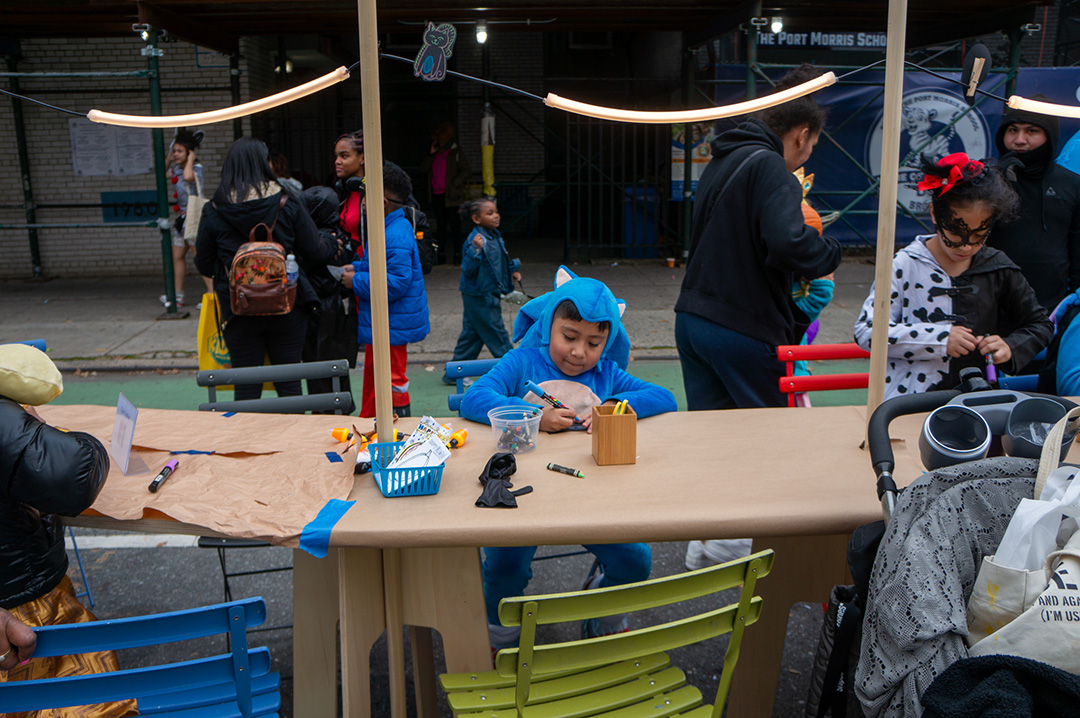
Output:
top-left (488, 623), bottom-right (520, 666)
top-left (159, 293), bottom-right (185, 307)
top-left (684, 539), bottom-right (753, 571)
top-left (441, 374), bottom-right (457, 386)
top-left (582, 614), bottom-right (630, 640)
top-left (580, 568), bottom-right (630, 639)
top-left (462, 377), bottom-right (476, 388)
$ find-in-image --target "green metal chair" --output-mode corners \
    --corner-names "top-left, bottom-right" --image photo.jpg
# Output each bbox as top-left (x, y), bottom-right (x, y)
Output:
top-left (440, 549), bottom-right (774, 718)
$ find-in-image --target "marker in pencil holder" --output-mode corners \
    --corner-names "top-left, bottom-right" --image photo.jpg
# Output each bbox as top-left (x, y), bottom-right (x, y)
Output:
top-left (592, 404), bottom-right (637, 465)
top-left (369, 441), bottom-right (444, 497)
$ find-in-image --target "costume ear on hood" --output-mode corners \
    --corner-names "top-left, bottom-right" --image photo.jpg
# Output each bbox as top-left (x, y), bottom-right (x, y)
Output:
top-left (512, 265), bottom-right (631, 369)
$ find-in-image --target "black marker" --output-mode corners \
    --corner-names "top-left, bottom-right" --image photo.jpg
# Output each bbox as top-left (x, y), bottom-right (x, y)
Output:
top-left (546, 462), bottom-right (585, 478)
top-left (148, 459), bottom-right (178, 493)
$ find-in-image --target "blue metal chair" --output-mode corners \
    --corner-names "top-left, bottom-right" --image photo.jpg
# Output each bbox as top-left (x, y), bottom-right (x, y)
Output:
top-left (0, 597), bottom-right (280, 717)
top-left (445, 358), bottom-right (500, 414)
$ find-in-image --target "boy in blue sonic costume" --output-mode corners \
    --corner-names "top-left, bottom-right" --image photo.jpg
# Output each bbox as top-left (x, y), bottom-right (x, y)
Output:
top-left (461, 266), bottom-right (677, 646)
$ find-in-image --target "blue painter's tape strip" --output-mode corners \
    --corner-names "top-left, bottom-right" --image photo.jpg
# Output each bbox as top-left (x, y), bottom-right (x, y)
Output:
top-left (299, 499), bottom-right (355, 558)
top-left (170, 450), bottom-right (216, 455)
top-left (222, 412), bottom-right (237, 417)
top-left (325, 452), bottom-right (343, 463)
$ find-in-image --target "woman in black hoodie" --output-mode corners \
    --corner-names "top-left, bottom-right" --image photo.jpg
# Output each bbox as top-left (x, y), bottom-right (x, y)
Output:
top-left (195, 138), bottom-right (335, 401)
top-left (988, 98), bottom-right (1080, 313)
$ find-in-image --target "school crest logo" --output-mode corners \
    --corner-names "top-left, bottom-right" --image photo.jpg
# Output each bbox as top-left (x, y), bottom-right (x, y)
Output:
top-left (867, 89), bottom-right (989, 215)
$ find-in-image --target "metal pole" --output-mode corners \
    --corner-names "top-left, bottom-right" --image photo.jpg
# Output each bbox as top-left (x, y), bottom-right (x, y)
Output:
top-left (230, 54), bottom-right (243, 141)
top-left (681, 46), bottom-right (694, 262)
top-left (746, 1), bottom-right (761, 100)
top-left (144, 29), bottom-right (180, 317)
top-left (866, 0), bottom-right (909, 415)
top-left (1006, 28), bottom-right (1022, 98)
top-left (7, 57), bottom-right (43, 278)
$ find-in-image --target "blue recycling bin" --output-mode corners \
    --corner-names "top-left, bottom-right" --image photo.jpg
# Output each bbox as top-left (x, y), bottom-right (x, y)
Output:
top-left (623, 187), bottom-right (658, 258)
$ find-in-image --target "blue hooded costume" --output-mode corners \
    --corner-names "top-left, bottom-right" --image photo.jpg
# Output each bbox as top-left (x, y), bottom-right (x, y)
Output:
top-left (460, 266), bottom-right (676, 425)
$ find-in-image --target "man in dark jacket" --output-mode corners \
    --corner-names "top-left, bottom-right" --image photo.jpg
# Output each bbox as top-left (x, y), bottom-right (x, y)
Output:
top-left (675, 65), bottom-right (842, 410)
top-left (989, 99), bottom-right (1080, 312)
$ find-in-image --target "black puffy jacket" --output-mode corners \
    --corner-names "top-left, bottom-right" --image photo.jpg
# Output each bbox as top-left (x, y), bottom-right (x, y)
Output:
top-left (0, 399), bottom-right (110, 608)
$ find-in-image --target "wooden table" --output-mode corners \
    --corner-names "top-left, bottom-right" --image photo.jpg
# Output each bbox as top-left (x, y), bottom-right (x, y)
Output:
top-left (305, 405), bottom-right (940, 718)
top-left (59, 404), bottom-right (1073, 718)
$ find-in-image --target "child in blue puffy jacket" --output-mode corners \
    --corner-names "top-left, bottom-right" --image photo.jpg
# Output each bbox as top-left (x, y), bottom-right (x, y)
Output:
top-left (461, 267), bottom-right (677, 649)
top-left (444, 198), bottom-right (521, 382)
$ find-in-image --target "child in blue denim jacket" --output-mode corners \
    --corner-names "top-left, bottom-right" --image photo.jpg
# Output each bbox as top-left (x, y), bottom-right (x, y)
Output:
top-left (445, 199), bottom-right (521, 379)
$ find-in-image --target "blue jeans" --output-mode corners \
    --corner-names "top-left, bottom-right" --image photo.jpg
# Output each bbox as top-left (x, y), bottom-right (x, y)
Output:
top-left (451, 293), bottom-right (513, 361)
top-left (482, 543), bottom-right (652, 625)
top-left (675, 312), bottom-right (787, 410)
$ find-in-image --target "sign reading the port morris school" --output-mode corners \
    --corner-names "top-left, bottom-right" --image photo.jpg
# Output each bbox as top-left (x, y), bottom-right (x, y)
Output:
top-left (756, 31), bottom-right (888, 50)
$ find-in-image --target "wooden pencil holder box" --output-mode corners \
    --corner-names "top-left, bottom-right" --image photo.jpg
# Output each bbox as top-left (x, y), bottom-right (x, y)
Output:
top-left (591, 404), bottom-right (637, 465)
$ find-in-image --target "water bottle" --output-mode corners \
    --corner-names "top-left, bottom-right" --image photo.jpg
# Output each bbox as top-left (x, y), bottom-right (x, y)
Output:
top-left (285, 254), bottom-right (299, 286)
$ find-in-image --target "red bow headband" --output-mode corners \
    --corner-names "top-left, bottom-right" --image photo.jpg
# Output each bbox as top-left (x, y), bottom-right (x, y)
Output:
top-left (917, 153), bottom-right (985, 196)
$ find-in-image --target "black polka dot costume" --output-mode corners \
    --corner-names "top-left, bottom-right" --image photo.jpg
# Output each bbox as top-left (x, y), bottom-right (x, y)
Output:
top-left (854, 235), bottom-right (1053, 400)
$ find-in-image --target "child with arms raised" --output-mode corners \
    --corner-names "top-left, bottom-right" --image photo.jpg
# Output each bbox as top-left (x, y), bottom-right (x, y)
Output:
top-left (854, 153), bottom-right (1053, 400)
top-left (461, 267), bottom-right (677, 649)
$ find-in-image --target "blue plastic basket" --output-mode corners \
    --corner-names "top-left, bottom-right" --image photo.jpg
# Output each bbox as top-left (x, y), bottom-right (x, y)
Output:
top-left (369, 441), bottom-right (444, 497)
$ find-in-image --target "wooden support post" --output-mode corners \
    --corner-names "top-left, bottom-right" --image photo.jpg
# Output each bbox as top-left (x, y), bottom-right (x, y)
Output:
top-left (866, 0), bottom-right (909, 416)
top-left (356, 0), bottom-right (394, 435)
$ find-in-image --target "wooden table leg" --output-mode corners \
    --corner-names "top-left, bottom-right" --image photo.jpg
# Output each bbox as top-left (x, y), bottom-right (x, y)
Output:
top-left (400, 547), bottom-right (490, 675)
top-left (382, 548), bottom-right (408, 718)
top-left (339, 547), bottom-right (388, 718)
top-left (409, 626), bottom-right (438, 718)
top-left (725, 534), bottom-right (851, 718)
top-left (293, 549), bottom-right (341, 718)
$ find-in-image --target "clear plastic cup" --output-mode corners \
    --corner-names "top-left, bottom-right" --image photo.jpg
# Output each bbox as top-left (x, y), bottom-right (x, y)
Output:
top-left (487, 406), bottom-right (542, 454)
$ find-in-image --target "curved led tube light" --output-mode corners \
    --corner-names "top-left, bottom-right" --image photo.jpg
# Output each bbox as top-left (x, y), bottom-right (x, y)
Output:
top-left (86, 67), bottom-right (350, 128)
top-left (544, 71), bottom-right (836, 124)
top-left (1007, 94), bottom-right (1080, 119)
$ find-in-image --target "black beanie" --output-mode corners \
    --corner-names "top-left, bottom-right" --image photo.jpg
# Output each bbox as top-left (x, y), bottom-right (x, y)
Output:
top-left (995, 93), bottom-right (1060, 157)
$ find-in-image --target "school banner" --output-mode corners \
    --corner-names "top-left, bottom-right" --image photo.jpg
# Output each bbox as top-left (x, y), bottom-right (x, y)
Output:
top-left (692, 66), bottom-right (1080, 245)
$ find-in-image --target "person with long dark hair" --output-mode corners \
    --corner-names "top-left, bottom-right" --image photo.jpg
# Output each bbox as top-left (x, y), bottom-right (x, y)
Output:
top-left (195, 137), bottom-right (335, 401)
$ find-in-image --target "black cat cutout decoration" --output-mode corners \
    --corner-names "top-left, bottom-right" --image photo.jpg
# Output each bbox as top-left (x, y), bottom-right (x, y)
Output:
top-left (414, 22), bottom-right (457, 82)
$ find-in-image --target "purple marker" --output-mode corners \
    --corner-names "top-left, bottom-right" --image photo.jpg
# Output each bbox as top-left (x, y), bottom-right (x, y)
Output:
top-left (148, 459), bottom-right (178, 493)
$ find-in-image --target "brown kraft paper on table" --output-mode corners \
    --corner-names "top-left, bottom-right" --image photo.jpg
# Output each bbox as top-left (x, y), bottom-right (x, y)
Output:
top-left (38, 405), bottom-right (362, 547)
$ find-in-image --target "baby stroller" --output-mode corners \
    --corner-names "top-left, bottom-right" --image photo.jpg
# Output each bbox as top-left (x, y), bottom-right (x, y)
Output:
top-left (805, 368), bottom-right (1079, 718)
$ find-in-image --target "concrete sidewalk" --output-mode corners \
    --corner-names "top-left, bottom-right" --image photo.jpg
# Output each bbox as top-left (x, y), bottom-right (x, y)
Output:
top-left (0, 257), bottom-right (877, 371)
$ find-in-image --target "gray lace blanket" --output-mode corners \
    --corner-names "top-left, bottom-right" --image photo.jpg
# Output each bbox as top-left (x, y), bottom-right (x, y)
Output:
top-left (855, 457), bottom-right (1038, 717)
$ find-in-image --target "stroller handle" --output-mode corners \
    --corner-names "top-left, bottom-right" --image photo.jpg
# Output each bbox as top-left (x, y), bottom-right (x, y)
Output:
top-left (867, 389), bottom-right (960, 504)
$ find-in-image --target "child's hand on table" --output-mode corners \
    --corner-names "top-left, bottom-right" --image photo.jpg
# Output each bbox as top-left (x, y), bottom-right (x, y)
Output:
top-left (540, 406), bottom-right (577, 433)
top-left (947, 325), bottom-right (978, 358)
top-left (977, 334), bottom-right (1012, 365)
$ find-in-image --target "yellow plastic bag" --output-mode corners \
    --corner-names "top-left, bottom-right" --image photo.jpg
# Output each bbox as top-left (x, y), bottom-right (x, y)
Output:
top-left (197, 292), bottom-right (232, 372)
top-left (195, 292), bottom-right (276, 393)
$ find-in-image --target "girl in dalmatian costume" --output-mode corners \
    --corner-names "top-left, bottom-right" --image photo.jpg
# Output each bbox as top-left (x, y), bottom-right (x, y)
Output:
top-left (855, 153), bottom-right (1053, 401)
